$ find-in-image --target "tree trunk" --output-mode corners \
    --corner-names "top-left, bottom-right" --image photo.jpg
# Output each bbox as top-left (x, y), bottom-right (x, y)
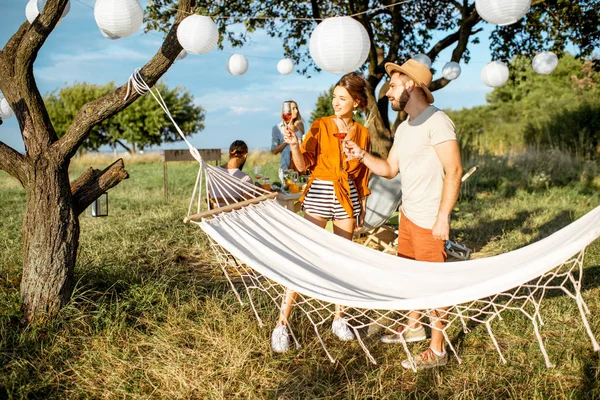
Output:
top-left (366, 87), bottom-right (393, 159)
top-left (20, 157), bottom-right (78, 322)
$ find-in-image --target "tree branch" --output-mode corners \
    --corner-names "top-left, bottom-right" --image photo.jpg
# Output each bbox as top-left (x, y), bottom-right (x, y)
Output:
top-left (0, 140), bottom-right (28, 187)
top-left (54, 0), bottom-right (196, 161)
top-left (70, 158), bottom-right (129, 216)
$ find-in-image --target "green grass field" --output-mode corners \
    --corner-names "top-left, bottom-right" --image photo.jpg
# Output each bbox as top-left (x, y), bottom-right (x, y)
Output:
top-left (0, 150), bottom-right (599, 399)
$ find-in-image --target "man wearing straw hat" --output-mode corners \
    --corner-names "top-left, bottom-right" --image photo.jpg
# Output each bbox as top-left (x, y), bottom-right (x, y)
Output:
top-left (345, 59), bottom-right (463, 370)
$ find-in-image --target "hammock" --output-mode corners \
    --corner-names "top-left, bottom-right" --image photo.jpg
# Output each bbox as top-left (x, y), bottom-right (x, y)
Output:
top-left (126, 70), bottom-right (600, 369)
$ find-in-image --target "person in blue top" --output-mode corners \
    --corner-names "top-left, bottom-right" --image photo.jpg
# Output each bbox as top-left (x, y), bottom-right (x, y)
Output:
top-left (271, 100), bottom-right (305, 182)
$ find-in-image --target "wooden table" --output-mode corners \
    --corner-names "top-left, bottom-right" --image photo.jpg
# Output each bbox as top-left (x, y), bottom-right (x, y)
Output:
top-left (276, 192), bottom-right (302, 212)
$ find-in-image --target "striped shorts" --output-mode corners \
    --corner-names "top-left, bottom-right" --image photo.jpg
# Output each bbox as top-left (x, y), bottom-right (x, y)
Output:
top-left (302, 179), bottom-right (361, 220)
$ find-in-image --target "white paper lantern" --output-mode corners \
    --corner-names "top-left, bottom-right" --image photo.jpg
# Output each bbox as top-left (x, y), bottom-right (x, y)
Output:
top-left (277, 58), bottom-right (294, 75)
top-left (177, 15), bottom-right (219, 55)
top-left (475, 0), bottom-right (531, 26)
top-left (309, 16), bottom-right (370, 74)
top-left (94, 0), bottom-right (143, 40)
top-left (442, 61), bottom-right (462, 80)
top-left (0, 96), bottom-right (14, 120)
top-left (481, 61), bottom-right (509, 87)
top-left (227, 54), bottom-right (248, 76)
top-left (176, 50), bottom-right (188, 61)
top-left (27, 0), bottom-right (70, 23)
top-left (25, 0), bottom-right (39, 23)
top-left (411, 54), bottom-right (432, 69)
top-left (532, 51), bottom-right (558, 75)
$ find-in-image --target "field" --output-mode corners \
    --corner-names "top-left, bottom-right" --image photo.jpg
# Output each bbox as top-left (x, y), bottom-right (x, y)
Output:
top-left (0, 150), bottom-right (599, 399)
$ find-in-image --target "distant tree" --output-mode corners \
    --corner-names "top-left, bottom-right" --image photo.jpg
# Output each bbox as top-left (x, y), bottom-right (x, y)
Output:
top-left (147, 0), bottom-right (599, 157)
top-left (448, 53), bottom-right (600, 157)
top-left (45, 82), bottom-right (204, 154)
top-left (310, 86), bottom-right (334, 124)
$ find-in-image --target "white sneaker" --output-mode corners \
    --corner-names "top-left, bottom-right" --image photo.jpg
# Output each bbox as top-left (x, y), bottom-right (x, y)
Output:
top-left (331, 318), bottom-right (355, 341)
top-left (271, 324), bottom-right (290, 353)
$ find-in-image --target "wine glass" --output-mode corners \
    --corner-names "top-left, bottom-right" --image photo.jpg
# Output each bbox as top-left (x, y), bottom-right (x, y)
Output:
top-left (333, 118), bottom-right (349, 169)
top-left (281, 102), bottom-right (293, 128)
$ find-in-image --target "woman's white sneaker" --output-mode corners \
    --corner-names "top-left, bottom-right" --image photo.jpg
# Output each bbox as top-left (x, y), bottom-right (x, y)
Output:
top-left (331, 318), bottom-right (355, 341)
top-left (271, 324), bottom-right (290, 353)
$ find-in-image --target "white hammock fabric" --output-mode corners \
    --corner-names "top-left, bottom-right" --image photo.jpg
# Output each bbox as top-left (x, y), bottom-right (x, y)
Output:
top-left (126, 70), bottom-right (600, 369)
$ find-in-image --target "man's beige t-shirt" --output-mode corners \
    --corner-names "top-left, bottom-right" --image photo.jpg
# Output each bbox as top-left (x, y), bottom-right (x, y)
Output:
top-left (394, 106), bottom-right (456, 229)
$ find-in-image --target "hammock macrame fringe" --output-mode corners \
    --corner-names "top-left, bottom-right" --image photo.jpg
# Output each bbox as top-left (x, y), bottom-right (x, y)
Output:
top-left (205, 236), bottom-right (597, 369)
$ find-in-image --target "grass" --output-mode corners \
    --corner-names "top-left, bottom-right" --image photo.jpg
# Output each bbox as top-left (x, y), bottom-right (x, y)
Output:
top-left (0, 150), bottom-right (599, 399)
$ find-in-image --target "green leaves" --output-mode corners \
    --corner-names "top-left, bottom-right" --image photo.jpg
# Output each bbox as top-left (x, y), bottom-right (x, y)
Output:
top-left (45, 82), bottom-right (205, 153)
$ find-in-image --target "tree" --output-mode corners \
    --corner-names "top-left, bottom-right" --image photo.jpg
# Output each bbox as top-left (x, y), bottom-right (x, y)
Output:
top-left (147, 0), bottom-right (600, 157)
top-left (45, 82), bottom-right (205, 154)
top-left (447, 53), bottom-right (600, 157)
top-left (0, 0), bottom-right (197, 322)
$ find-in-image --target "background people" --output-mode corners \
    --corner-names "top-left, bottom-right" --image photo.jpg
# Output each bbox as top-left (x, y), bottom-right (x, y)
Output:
top-left (271, 100), bottom-right (305, 182)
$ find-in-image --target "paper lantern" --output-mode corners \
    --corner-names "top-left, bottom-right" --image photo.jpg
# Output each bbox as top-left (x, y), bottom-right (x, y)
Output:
top-left (177, 15), bottom-right (219, 55)
top-left (94, 0), bottom-right (143, 40)
top-left (25, 0), bottom-right (39, 23)
top-left (0, 96), bottom-right (14, 120)
top-left (27, 0), bottom-right (70, 23)
top-left (227, 54), bottom-right (248, 76)
top-left (481, 61), bottom-right (509, 87)
top-left (475, 0), bottom-right (531, 26)
top-left (176, 50), bottom-right (188, 61)
top-left (532, 51), bottom-right (558, 75)
top-left (309, 16), bottom-right (370, 74)
top-left (442, 61), bottom-right (461, 80)
top-left (411, 54), bottom-right (432, 69)
top-left (277, 58), bottom-right (294, 75)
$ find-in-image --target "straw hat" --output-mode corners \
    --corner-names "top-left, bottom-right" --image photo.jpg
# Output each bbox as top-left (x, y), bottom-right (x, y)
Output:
top-left (385, 59), bottom-right (434, 104)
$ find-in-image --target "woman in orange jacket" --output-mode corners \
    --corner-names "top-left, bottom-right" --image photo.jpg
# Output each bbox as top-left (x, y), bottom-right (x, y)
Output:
top-left (271, 72), bottom-right (371, 353)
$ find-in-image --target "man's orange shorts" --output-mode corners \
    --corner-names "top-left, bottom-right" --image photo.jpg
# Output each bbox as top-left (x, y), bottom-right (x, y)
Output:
top-left (397, 211), bottom-right (447, 262)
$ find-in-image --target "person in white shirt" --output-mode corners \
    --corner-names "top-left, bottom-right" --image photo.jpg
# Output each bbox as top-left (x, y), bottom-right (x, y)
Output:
top-left (345, 59), bottom-right (463, 370)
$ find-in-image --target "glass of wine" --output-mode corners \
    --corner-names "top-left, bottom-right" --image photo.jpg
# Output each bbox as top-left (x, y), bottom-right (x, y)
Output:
top-left (282, 102), bottom-right (293, 128)
top-left (333, 118), bottom-right (349, 169)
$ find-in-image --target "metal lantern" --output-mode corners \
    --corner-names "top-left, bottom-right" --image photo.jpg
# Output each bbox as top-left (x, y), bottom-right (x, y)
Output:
top-left (481, 61), bottom-right (509, 87)
top-left (227, 54), bottom-right (249, 76)
top-left (177, 15), bottom-right (219, 55)
top-left (442, 61), bottom-right (462, 80)
top-left (532, 51), bottom-right (559, 75)
top-left (86, 193), bottom-right (109, 217)
top-left (176, 50), bottom-right (188, 61)
top-left (411, 54), bottom-right (432, 69)
top-left (0, 96), bottom-right (14, 120)
top-left (94, 0), bottom-right (143, 40)
top-left (277, 58), bottom-right (294, 75)
top-left (475, 0), bottom-right (531, 26)
top-left (309, 16), bottom-right (370, 74)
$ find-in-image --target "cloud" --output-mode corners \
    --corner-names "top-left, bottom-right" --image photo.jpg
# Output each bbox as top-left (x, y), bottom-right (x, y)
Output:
top-left (228, 106), bottom-right (269, 115)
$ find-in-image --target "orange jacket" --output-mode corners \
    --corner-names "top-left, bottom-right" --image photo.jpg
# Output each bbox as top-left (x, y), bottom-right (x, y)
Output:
top-left (298, 115), bottom-right (371, 217)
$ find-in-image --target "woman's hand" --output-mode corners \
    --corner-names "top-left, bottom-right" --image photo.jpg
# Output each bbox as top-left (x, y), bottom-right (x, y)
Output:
top-left (344, 139), bottom-right (366, 160)
top-left (283, 126), bottom-right (299, 148)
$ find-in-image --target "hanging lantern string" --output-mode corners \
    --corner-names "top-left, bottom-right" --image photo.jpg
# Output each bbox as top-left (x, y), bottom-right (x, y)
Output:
top-left (75, 0), bottom-right (415, 21)
top-left (159, 0), bottom-right (416, 21)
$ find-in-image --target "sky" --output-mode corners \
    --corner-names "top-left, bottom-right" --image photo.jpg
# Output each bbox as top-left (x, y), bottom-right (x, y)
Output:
top-left (0, 0), bottom-right (502, 153)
